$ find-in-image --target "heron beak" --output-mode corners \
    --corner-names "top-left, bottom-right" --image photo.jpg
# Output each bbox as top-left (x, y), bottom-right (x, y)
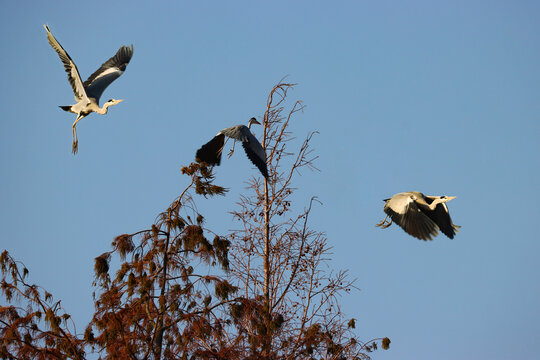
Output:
top-left (251, 119), bottom-right (261, 125)
top-left (117, 99), bottom-right (124, 103)
top-left (446, 196), bottom-right (456, 201)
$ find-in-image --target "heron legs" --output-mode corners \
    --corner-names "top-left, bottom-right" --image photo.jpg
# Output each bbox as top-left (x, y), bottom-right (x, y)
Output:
top-left (72, 114), bottom-right (83, 155)
top-left (227, 140), bottom-right (236, 158)
top-left (375, 215), bottom-right (393, 228)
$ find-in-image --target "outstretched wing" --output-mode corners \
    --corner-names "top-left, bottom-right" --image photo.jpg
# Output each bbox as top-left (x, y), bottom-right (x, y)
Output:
top-left (384, 195), bottom-right (439, 241)
top-left (198, 124), bottom-right (268, 178)
top-left (84, 45), bottom-right (133, 102)
top-left (423, 197), bottom-right (460, 239)
top-left (44, 25), bottom-right (86, 101)
top-left (196, 134), bottom-right (225, 166)
top-left (241, 133), bottom-right (269, 178)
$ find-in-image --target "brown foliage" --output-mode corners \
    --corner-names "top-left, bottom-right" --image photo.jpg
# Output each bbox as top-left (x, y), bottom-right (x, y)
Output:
top-left (0, 251), bottom-right (85, 359)
top-left (86, 162), bottom-right (236, 359)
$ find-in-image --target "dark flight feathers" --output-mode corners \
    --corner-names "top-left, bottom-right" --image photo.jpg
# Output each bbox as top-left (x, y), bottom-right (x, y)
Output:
top-left (422, 198), bottom-right (460, 239)
top-left (196, 129), bottom-right (269, 178)
top-left (384, 202), bottom-right (439, 241)
top-left (196, 134), bottom-right (225, 166)
top-left (241, 141), bottom-right (269, 178)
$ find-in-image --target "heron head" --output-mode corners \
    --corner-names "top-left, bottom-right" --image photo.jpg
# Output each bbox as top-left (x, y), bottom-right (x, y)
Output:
top-left (248, 117), bottom-right (261, 127)
top-left (439, 195), bottom-right (456, 203)
top-left (106, 99), bottom-right (124, 106)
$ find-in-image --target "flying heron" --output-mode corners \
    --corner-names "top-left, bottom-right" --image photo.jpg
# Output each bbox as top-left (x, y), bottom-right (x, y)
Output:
top-left (195, 117), bottom-right (269, 178)
top-left (376, 191), bottom-right (460, 240)
top-left (44, 25), bottom-right (133, 154)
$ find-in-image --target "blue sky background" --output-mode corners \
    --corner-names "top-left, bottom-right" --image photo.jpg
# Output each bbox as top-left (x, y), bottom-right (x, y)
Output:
top-left (1, 1), bottom-right (539, 359)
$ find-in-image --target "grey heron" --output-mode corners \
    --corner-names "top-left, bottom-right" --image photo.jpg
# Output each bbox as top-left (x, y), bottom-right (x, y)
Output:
top-left (44, 25), bottom-right (133, 154)
top-left (195, 117), bottom-right (269, 178)
top-left (376, 191), bottom-right (460, 240)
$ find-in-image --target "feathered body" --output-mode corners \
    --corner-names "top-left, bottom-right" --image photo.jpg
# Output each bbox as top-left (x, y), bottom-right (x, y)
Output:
top-left (44, 25), bottom-right (133, 153)
top-left (377, 191), bottom-right (460, 240)
top-left (196, 118), bottom-right (269, 178)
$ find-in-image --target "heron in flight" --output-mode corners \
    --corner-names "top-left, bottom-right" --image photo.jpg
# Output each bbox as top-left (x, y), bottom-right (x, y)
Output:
top-left (196, 117), bottom-right (269, 178)
top-left (376, 191), bottom-right (460, 240)
top-left (44, 25), bottom-right (133, 154)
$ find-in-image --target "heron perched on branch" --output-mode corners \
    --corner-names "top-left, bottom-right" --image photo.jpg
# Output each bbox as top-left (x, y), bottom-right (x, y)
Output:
top-left (196, 117), bottom-right (269, 178)
top-left (376, 191), bottom-right (460, 240)
top-left (44, 25), bottom-right (133, 154)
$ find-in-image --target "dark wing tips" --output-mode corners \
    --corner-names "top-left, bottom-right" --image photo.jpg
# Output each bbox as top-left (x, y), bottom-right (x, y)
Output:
top-left (44, 25), bottom-right (73, 62)
top-left (438, 221), bottom-right (456, 239)
top-left (196, 134), bottom-right (225, 166)
top-left (450, 224), bottom-right (461, 238)
top-left (116, 45), bottom-right (134, 69)
top-left (112, 44), bottom-right (134, 64)
top-left (440, 221), bottom-right (460, 239)
top-left (427, 204), bottom-right (459, 239)
top-left (43, 24), bottom-right (54, 40)
top-left (242, 141), bottom-right (269, 178)
top-left (83, 43), bottom-right (134, 88)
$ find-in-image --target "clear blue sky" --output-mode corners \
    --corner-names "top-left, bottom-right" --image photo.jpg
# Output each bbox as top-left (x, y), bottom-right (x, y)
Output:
top-left (1, 1), bottom-right (539, 359)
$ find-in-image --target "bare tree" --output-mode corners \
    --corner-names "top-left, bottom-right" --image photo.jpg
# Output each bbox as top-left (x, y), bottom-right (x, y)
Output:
top-left (224, 81), bottom-right (390, 358)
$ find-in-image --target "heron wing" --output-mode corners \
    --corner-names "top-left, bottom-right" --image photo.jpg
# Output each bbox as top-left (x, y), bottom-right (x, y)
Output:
top-left (84, 45), bottom-right (133, 103)
top-left (196, 134), bottom-right (225, 166)
top-left (44, 25), bottom-right (87, 101)
top-left (422, 197), bottom-right (460, 239)
top-left (202, 125), bottom-right (268, 177)
top-left (241, 135), bottom-right (269, 178)
top-left (224, 125), bottom-right (268, 178)
top-left (384, 196), bottom-right (439, 241)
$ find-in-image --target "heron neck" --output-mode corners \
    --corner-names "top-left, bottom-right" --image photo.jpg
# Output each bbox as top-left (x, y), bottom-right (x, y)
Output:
top-left (428, 200), bottom-right (443, 210)
top-left (95, 102), bottom-right (113, 115)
